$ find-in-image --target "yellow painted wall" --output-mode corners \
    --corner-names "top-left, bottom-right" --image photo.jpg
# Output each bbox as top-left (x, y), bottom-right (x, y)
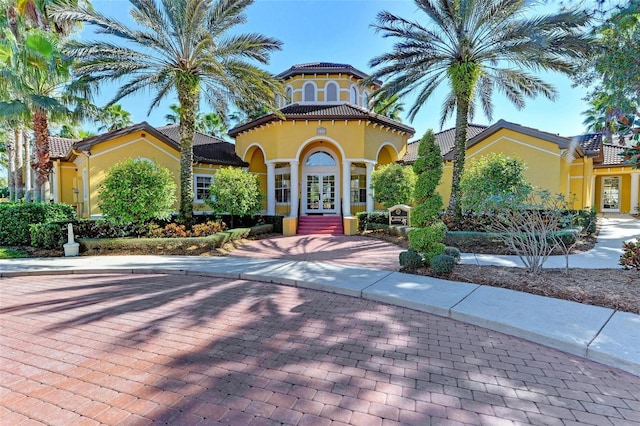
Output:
top-left (284, 74), bottom-right (377, 104)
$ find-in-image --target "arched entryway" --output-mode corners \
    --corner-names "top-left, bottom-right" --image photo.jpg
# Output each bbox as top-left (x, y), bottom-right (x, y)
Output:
top-left (302, 149), bottom-right (340, 215)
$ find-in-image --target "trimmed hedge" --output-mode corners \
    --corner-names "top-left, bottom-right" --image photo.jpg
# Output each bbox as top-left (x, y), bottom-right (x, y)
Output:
top-left (364, 222), bottom-right (414, 237)
top-left (78, 227), bottom-right (253, 253)
top-left (357, 211), bottom-right (389, 231)
top-left (0, 203), bottom-right (76, 246)
top-left (444, 229), bottom-right (578, 250)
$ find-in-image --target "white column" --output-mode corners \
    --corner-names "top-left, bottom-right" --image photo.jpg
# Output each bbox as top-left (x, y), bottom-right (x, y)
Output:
top-left (631, 172), bottom-right (639, 214)
top-left (290, 160), bottom-right (299, 217)
top-left (266, 162), bottom-right (276, 216)
top-left (366, 162), bottom-right (375, 212)
top-left (342, 160), bottom-right (351, 216)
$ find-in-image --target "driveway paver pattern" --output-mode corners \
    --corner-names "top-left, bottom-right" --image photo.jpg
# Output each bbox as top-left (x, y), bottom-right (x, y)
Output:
top-left (1, 273), bottom-right (639, 426)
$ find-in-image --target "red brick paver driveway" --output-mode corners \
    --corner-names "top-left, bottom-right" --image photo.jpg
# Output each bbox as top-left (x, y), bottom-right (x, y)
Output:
top-left (1, 274), bottom-right (639, 426)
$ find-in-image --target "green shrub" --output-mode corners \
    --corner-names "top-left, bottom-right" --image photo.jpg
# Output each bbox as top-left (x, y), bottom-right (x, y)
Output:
top-left (408, 221), bottom-right (447, 253)
top-left (249, 224), bottom-right (273, 236)
top-left (444, 246), bottom-right (461, 263)
top-left (206, 167), bottom-right (263, 228)
top-left (371, 163), bottom-right (416, 207)
top-left (412, 130), bottom-right (443, 227)
top-left (430, 254), bottom-right (456, 275)
top-left (399, 249), bottom-right (423, 270)
top-left (0, 202), bottom-right (76, 246)
top-left (29, 223), bottom-right (65, 249)
top-left (357, 211), bottom-right (389, 231)
top-left (620, 240), bottom-right (640, 271)
top-left (460, 153), bottom-right (532, 213)
top-left (98, 158), bottom-right (177, 225)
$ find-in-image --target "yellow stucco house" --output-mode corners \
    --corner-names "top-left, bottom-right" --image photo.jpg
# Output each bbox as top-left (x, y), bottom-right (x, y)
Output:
top-left (49, 123), bottom-right (247, 217)
top-left (402, 119), bottom-right (639, 214)
top-left (228, 62), bottom-right (416, 234)
top-left (48, 62), bottom-right (638, 236)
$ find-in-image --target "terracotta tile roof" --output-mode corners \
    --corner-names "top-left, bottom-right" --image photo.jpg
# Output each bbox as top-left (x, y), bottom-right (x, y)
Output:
top-left (600, 143), bottom-right (626, 166)
top-left (277, 62), bottom-right (380, 85)
top-left (156, 125), bottom-right (247, 167)
top-left (291, 62), bottom-right (352, 69)
top-left (75, 122), bottom-right (247, 167)
top-left (228, 103), bottom-right (415, 137)
top-left (441, 120), bottom-right (578, 161)
top-left (400, 124), bottom-right (487, 164)
top-left (573, 133), bottom-right (602, 157)
top-left (49, 136), bottom-right (79, 159)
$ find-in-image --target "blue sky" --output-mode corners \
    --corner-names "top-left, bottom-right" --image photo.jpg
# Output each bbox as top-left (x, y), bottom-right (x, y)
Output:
top-left (84, 0), bottom-right (593, 139)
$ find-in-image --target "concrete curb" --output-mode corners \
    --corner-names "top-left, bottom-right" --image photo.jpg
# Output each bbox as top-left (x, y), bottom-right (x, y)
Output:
top-left (2, 264), bottom-right (638, 377)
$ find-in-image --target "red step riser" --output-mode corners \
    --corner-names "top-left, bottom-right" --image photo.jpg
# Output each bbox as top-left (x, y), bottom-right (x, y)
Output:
top-left (297, 216), bottom-right (344, 235)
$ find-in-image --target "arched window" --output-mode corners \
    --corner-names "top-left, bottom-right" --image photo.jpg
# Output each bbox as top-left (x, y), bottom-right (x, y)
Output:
top-left (350, 86), bottom-right (359, 105)
top-left (362, 90), bottom-right (370, 108)
top-left (305, 151), bottom-right (336, 166)
top-left (285, 86), bottom-right (293, 104)
top-left (303, 83), bottom-right (316, 102)
top-left (325, 82), bottom-right (338, 102)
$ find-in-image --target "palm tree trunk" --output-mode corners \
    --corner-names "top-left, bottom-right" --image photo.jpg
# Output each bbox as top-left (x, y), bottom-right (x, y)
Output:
top-left (32, 107), bottom-right (52, 202)
top-left (447, 96), bottom-right (471, 219)
top-left (15, 128), bottom-right (24, 200)
top-left (24, 131), bottom-right (32, 201)
top-left (176, 78), bottom-right (199, 228)
top-left (7, 131), bottom-right (16, 202)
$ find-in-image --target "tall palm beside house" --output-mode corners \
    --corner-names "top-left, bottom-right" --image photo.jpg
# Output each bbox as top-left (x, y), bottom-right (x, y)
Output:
top-left (368, 0), bottom-right (592, 218)
top-left (0, 28), bottom-right (90, 202)
top-left (50, 0), bottom-right (284, 226)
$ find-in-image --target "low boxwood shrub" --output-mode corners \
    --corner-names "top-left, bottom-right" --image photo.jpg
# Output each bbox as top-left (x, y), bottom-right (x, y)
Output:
top-left (29, 223), bottom-right (65, 249)
top-left (357, 211), bottom-right (389, 231)
top-left (430, 254), bottom-right (456, 275)
top-left (249, 224), bottom-right (273, 236)
top-left (399, 249), bottom-right (423, 271)
top-left (444, 246), bottom-right (461, 263)
top-left (0, 202), bottom-right (76, 246)
top-left (78, 227), bottom-right (252, 253)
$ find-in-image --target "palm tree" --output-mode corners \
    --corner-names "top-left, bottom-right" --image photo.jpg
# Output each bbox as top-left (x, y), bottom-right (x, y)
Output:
top-left (0, 28), bottom-right (90, 202)
top-left (197, 112), bottom-right (227, 138)
top-left (98, 104), bottom-right (133, 132)
top-left (50, 0), bottom-right (284, 226)
top-left (371, 94), bottom-right (404, 121)
top-left (368, 0), bottom-right (593, 217)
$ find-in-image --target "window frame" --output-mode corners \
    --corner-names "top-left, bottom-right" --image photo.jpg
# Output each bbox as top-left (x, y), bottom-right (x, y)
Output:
top-left (194, 174), bottom-right (213, 203)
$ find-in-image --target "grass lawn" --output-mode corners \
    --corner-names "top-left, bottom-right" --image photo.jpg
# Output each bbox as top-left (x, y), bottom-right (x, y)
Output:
top-left (0, 247), bottom-right (28, 259)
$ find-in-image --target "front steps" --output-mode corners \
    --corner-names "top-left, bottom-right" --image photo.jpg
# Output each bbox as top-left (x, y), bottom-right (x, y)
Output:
top-left (297, 215), bottom-right (344, 235)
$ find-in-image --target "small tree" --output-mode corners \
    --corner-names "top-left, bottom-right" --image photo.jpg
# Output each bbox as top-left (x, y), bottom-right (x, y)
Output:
top-left (487, 190), bottom-right (578, 274)
top-left (98, 158), bottom-right (177, 225)
top-left (206, 167), bottom-right (263, 228)
top-left (400, 130), bottom-right (450, 270)
top-left (411, 129), bottom-right (443, 227)
top-left (371, 163), bottom-right (416, 208)
top-left (460, 153), bottom-right (532, 213)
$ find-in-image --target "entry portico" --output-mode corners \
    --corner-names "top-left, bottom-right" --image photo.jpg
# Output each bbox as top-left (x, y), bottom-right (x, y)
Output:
top-left (229, 63), bottom-right (415, 235)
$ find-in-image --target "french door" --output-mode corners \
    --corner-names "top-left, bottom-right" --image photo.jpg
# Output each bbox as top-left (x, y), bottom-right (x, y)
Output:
top-left (304, 174), bottom-right (337, 214)
top-left (602, 176), bottom-right (620, 212)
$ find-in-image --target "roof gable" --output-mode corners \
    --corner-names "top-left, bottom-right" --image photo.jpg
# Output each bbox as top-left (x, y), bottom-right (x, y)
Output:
top-left (74, 122), bottom-right (247, 166)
